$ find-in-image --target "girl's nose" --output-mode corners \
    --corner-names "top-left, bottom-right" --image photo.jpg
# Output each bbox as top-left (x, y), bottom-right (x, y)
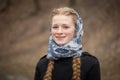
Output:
top-left (57, 27), bottom-right (63, 34)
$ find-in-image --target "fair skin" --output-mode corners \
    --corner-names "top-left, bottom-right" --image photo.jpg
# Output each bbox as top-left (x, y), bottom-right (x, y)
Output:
top-left (51, 14), bottom-right (75, 46)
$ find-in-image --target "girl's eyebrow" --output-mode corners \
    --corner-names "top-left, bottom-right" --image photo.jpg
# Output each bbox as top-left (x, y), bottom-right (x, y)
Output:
top-left (62, 23), bottom-right (67, 25)
top-left (52, 24), bottom-right (58, 26)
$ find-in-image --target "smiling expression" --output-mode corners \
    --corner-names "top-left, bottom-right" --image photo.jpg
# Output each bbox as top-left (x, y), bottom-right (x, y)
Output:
top-left (51, 15), bottom-right (75, 46)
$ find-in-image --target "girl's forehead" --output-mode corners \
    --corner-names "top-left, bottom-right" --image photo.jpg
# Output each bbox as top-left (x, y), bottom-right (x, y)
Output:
top-left (52, 14), bottom-right (72, 19)
top-left (52, 15), bottom-right (74, 25)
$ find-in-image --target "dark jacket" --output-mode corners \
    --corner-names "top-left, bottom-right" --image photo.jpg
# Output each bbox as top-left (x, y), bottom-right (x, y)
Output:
top-left (34, 52), bottom-right (101, 80)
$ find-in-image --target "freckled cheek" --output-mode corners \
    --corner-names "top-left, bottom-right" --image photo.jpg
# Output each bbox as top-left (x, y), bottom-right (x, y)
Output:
top-left (67, 31), bottom-right (75, 40)
top-left (51, 30), bottom-right (56, 35)
top-left (51, 30), bottom-right (57, 38)
top-left (68, 30), bottom-right (74, 34)
top-left (66, 30), bottom-right (75, 35)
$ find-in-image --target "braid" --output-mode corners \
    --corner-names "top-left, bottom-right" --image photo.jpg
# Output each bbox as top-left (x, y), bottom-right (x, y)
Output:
top-left (43, 57), bottom-right (81, 80)
top-left (72, 57), bottom-right (81, 80)
top-left (43, 60), bottom-right (55, 80)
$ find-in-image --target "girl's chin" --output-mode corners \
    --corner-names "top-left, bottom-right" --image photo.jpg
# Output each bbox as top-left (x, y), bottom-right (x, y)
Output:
top-left (54, 41), bottom-right (65, 46)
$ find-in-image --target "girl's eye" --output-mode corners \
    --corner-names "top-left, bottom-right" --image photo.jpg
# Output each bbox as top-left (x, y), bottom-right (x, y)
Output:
top-left (52, 26), bottom-right (58, 29)
top-left (63, 26), bottom-right (69, 29)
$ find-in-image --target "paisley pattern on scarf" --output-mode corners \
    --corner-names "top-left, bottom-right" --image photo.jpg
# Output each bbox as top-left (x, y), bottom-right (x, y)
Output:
top-left (46, 13), bottom-right (83, 60)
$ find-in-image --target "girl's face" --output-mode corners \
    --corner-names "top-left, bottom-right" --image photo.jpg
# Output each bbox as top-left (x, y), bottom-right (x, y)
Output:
top-left (51, 15), bottom-right (75, 46)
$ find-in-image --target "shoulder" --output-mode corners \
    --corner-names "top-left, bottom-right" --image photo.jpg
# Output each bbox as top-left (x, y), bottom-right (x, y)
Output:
top-left (40, 55), bottom-right (47, 60)
top-left (81, 52), bottom-right (101, 80)
top-left (37, 55), bottom-right (48, 67)
top-left (81, 52), bottom-right (100, 65)
top-left (82, 52), bottom-right (99, 60)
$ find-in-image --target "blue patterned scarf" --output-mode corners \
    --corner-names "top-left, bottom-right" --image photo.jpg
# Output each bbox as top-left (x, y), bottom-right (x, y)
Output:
top-left (46, 13), bottom-right (83, 60)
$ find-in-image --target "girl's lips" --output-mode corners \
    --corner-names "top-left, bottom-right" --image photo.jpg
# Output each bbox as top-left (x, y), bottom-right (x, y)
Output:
top-left (55, 36), bottom-right (65, 40)
top-left (56, 36), bottom-right (65, 38)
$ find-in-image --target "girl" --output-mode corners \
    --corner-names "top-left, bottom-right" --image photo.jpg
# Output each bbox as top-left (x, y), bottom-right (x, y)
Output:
top-left (34, 7), bottom-right (100, 80)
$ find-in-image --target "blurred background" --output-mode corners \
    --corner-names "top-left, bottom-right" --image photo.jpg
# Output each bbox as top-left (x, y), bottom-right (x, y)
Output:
top-left (0, 0), bottom-right (120, 80)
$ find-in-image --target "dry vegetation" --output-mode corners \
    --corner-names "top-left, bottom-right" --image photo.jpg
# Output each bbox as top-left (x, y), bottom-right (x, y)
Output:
top-left (0, 0), bottom-right (120, 80)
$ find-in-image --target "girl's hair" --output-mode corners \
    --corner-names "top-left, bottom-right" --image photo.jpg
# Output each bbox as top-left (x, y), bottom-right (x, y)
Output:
top-left (72, 57), bottom-right (81, 80)
top-left (44, 7), bottom-right (81, 80)
top-left (43, 60), bottom-right (55, 80)
top-left (43, 57), bottom-right (81, 80)
top-left (50, 7), bottom-right (77, 25)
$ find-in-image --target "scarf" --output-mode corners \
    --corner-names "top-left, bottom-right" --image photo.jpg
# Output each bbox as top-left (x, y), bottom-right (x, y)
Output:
top-left (46, 13), bottom-right (83, 60)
